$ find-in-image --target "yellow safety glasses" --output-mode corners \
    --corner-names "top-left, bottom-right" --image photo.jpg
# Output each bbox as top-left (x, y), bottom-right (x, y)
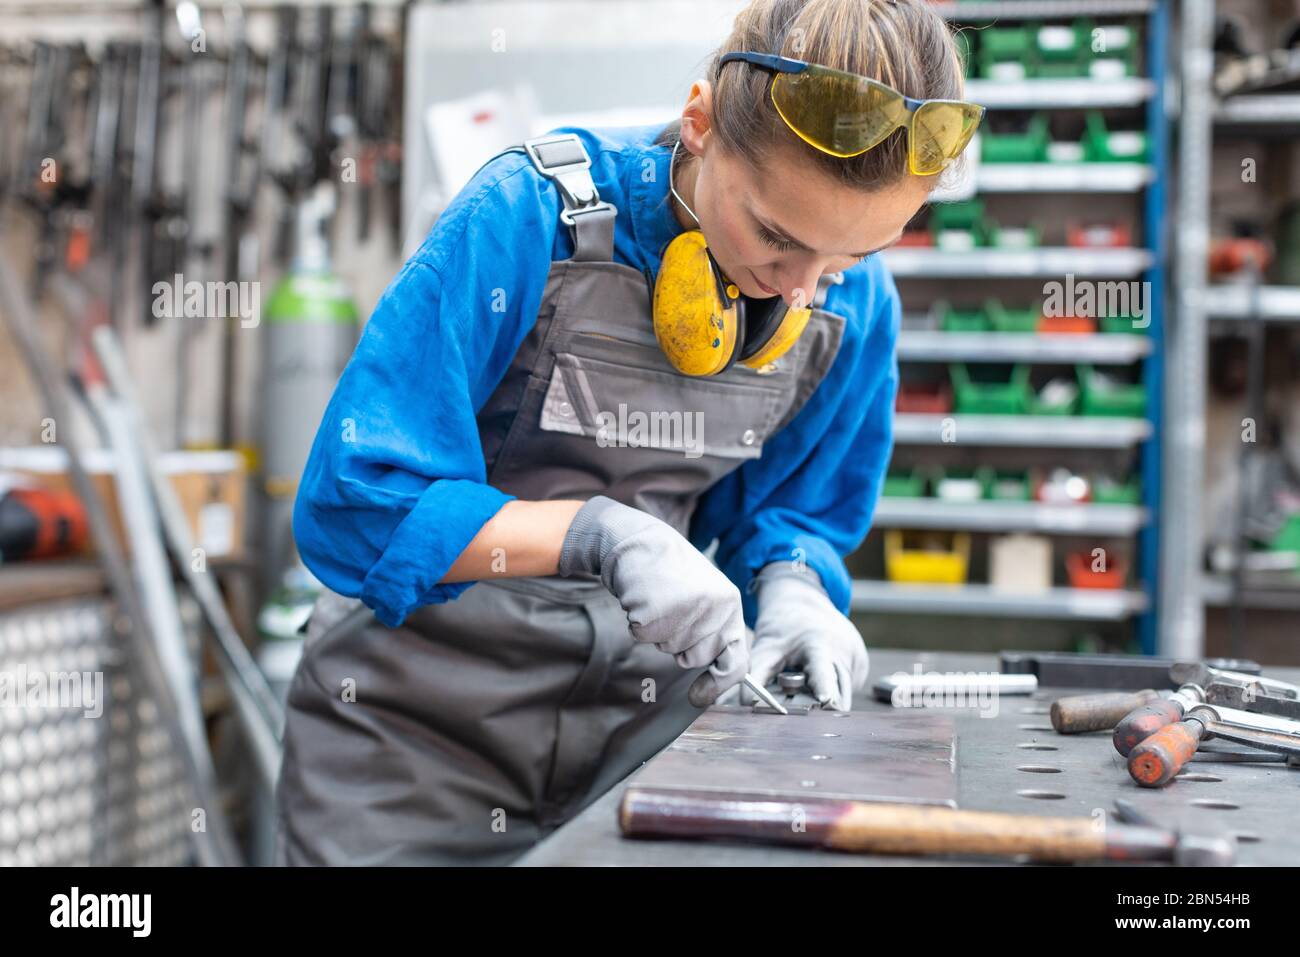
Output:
top-left (719, 51), bottom-right (985, 176)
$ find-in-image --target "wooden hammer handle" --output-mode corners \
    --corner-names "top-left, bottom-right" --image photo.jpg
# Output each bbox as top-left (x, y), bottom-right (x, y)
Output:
top-left (619, 787), bottom-right (1108, 862)
top-left (1128, 719), bottom-right (1207, 787)
top-left (1051, 689), bottom-right (1161, 734)
top-left (1113, 698), bottom-right (1184, 756)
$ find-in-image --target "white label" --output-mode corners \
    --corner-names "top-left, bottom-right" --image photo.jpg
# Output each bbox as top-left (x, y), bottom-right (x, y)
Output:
top-left (1038, 27), bottom-right (1075, 51)
top-left (1089, 59), bottom-right (1127, 81)
top-left (1047, 141), bottom-right (1085, 163)
top-left (198, 503), bottom-right (235, 556)
top-left (1107, 132), bottom-right (1145, 157)
top-left (936, 230), bottom-right (976, 252)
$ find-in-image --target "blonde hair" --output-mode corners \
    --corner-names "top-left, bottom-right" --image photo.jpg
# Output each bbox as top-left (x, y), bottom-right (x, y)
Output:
top-left (661, 0), bottom-right (967, 189)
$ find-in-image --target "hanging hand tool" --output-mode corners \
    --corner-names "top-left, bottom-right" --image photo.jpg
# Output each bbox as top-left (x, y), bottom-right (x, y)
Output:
top-left (215, 5), bottom-right (260, 449)
top-left (170, 22), bottom-right (213, 441)
top-left (619, 788), bottom-right (1235, 865)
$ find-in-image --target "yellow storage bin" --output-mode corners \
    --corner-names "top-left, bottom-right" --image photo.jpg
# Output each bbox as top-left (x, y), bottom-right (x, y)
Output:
top-left (884, 531), bottom-right (971, 585)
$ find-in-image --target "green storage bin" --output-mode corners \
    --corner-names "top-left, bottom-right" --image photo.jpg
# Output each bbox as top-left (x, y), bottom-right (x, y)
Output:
top-left (933, 466), bottom-right (994, 503)
top-left (988, 470), bottom-right (1031, 501)
top-left (981, 114), bottom-right (1051, 164)
top-left (931, 199), bottom-right (984, 232)
top-left (883, 469), bottom-right (927, 498)
top-left (1270, 514), bottom-right (1300, 556)
top-left (988, 221), bottom-right (1042, 249)
top-left (1100, 314), bottom-right (1150, 335)
top-left (1088, 22), bottom-right (1138, 80)
top-left (931, 199), bottom-right (989, 249)
top-left (1092, 475), bottom-right (1141, 505)
top-left (1275, 201), bottom-right (1300, 286)
top-left (980, 26), bottom-right (1035, 80)
top-left (938, 301), bottom-right (991, 333)
top-left (1078, 364), bottom-right (1147, 417)
top-left (1035, 21), bottom-right (1090, 79)
top-left (985, 299), bottom-right (1039, 333)
top-left (1082, 112), bottom-right (1149, 163)
top-left (1028, 374), bottom-right (1081, 416)
top-left (950, 363), bottom-right (1030, 415)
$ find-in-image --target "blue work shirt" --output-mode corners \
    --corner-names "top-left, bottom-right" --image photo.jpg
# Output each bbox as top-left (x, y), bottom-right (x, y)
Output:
top-left (293, 122), bottom-right (901, 628)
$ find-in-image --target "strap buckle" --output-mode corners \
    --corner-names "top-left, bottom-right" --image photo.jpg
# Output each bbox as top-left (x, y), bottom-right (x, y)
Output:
top-left (523, 133), bottom-right (616, 222)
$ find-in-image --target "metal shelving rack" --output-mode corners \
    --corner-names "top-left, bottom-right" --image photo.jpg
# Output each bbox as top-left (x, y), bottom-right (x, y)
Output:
top-left (1165, 0), bottom-right (1300, 656)
top-left (855, 1), bottom-right (1169, 634)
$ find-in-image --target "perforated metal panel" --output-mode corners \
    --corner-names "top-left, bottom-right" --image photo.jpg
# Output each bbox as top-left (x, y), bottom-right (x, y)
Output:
top-left (0, 598), bottom-right (195, 866)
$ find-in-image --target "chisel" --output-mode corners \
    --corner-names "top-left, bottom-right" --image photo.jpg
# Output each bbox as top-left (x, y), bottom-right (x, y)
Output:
top-left (743, 675), bottom-right (788, 715)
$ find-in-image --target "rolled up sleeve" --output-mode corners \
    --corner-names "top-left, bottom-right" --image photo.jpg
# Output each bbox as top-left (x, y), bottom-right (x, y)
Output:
top-left (293, 156), bottom-right (558, 626)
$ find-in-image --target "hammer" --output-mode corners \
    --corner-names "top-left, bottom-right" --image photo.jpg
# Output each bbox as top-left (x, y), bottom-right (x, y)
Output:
top-left (1129, 704), bottom-right (1300, 787)
top-left (1111, 798), bottom-right (1235, 866)
top-left (1113, 684), bottom-right (1206, 756)
top-left (1050, 689), bottom-right (1163, 734)
top-left (619, 787), bottom-right (1234, 865)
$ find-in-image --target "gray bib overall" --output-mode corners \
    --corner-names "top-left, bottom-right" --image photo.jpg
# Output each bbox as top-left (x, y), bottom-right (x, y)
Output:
top-left (274, 133), bottom-right (847, 865)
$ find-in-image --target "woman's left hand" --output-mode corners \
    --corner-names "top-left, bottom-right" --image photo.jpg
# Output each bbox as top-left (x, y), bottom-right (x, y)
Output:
top-left (739, 563), bottom-right (870, 711)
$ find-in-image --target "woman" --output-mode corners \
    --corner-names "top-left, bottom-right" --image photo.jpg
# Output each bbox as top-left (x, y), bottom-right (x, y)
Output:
top-left (275, 0), bottom-right (980, 865)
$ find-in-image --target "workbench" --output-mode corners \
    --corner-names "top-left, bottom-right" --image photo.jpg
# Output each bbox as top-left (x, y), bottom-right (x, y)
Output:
top-left (518, 649), bottom-right (1300, 866)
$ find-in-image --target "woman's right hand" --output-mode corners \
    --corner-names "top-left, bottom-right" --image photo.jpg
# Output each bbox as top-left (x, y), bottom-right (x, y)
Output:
top-left (558, 495), bottom-right (749, 707)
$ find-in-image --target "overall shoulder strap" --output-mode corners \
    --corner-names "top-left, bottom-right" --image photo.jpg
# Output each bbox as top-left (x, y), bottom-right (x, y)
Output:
top-left (461, 133), bottom-right (617, 262)
top-left (517, 133), bottom-right (617, 263)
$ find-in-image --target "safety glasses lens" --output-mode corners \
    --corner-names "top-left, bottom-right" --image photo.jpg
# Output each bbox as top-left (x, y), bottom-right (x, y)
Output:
top-left (771, 70), bottom-right (906, 157)
top-left (910, 101), bottom-right (983, 175)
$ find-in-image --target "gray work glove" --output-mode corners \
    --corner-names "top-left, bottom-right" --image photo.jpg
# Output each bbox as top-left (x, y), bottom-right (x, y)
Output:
top-left (558, 495), bottom-right (748, 707)
top-left (739, 562), bottom-right (870, 711)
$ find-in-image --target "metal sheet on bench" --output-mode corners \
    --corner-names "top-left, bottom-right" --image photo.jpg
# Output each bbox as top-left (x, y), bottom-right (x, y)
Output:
top-left (630, 706), bottom-right (957, 807)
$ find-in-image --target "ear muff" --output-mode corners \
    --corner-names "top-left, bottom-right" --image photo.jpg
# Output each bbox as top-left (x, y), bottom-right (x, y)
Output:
top-left (738, 295), bottom-right (812, 369)
top-left (653, 230), bottom-right (741, 376)
top-left (652, 228), bottom-right (812, 376)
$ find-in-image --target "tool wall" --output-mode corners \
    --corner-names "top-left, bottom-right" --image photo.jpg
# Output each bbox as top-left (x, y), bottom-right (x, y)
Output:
top-left (0, 0), bottom-right (406, 453)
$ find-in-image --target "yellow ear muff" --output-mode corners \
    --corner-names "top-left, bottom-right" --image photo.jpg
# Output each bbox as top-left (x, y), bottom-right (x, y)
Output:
top-left (652, 230), bottom-right (740, 376)
top-left (740, 303), bottom-right (812, 369)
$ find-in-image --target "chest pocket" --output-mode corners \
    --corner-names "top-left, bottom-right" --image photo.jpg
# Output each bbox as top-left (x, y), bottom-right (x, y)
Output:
top-left (537, 350), bottom-right (790, 460)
